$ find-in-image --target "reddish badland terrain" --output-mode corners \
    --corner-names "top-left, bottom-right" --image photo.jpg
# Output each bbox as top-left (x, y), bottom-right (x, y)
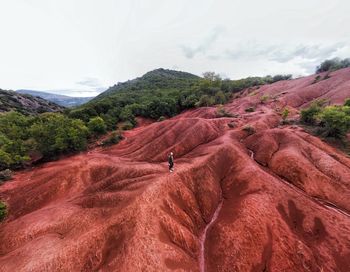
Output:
top-left (1, 68), bottom-right (350, 272)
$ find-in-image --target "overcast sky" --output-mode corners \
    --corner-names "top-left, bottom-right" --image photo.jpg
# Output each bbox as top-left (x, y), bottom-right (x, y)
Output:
top-left (0, 0), bottom-right (349, 97)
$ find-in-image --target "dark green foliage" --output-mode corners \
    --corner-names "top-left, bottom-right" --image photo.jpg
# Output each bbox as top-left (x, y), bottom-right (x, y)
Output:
top-left (300, 100), bottom-right (327, 124)
top-left (0, 111), bottom-right (89, 170)
top-left (122, 121), bottom-right (134, 130)
top-left (318, 106), bottom-right (350, 138)
top-left (344, 98), bottom-right (350, 107)
top-left (101, 132), bottom-right (123, 146)
top-left (300, 99), bottom-right (350, 139)
top-left (197, 95), bottom-right (215, 107)
top-left (245, 107), bottom-right (255, 112)
top-left (0, 112), bottom-right (32, 169)
top-left (0, 201), bottom-right (7, 221)
top-left (242, 125), bottom-right (256, 135)
top-left (88, 117), bottom-right (107, 135)
top-left (29, 113), bottom-right (89, 158)
top-left (316, 58), bottom-right (350, 73)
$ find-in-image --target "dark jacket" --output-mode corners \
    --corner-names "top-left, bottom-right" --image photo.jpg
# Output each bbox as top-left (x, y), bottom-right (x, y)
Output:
top-left (168, 155), bottom-right (174, 166)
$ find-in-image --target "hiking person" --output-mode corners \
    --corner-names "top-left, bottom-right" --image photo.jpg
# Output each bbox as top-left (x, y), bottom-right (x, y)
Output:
top-left (168, 152), bottom-right (174, 173)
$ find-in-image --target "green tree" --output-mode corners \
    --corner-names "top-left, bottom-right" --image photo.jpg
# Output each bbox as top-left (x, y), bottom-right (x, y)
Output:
top-left (88, 117), bottom-right (107, 135)
top-left (318, 106), bottom-right (350, 138)
top-left (197, 95), bottom-right (215, 107)
top-left (214, 91), bottom-right (227, 104)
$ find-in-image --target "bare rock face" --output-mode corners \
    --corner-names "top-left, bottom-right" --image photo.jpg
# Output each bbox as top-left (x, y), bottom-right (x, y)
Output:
top-left (1, 69), bottom-right (350, 271)
top-left (0, 89), bottom-right (64, 114)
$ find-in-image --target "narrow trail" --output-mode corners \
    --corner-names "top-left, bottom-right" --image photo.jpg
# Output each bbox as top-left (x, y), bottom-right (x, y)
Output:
top-left (199, 199), bottom-right (223, 272)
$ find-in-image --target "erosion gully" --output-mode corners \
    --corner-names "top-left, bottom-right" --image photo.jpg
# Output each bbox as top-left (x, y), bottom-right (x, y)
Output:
top-left (199, 199), bottom-right (224, 272)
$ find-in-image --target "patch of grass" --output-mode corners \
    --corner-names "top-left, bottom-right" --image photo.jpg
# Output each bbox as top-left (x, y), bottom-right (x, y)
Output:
top-left (260, 94), bottom-right (270, 104)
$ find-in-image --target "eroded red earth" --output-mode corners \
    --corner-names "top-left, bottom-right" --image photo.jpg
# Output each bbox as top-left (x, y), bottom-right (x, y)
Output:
top-left (1, 69), bottom-right (350, 271)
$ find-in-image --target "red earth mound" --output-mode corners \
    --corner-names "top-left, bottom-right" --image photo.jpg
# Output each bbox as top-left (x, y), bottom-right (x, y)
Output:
top-left (1, 68), bottom-right (350, 271)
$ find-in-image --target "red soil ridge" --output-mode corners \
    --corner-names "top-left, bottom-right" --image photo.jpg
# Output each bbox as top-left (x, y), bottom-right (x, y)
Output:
top-left (1, 68), bottom-right (350, 271)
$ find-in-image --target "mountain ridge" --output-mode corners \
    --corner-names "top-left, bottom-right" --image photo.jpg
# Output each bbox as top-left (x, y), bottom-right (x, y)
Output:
top-left (16, 90), bottom-right (94, 107)
top-left (0, 89), bottom-right (64, 114)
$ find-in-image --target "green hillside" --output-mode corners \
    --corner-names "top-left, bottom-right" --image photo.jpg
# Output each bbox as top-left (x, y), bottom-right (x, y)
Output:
top-left (69, 68), bottom-right (291, 129)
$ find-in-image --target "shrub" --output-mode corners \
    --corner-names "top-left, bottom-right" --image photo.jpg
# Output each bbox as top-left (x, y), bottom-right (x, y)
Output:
top-left (312, 75), bottom-right (322, 84)
top-left (242, 125), bottom-right (256, 135)
top-left (300, 100), bottom-right (327, 124)
top-left (228, 122), bottom-right (236, 128)
top-left (88, 117), bottom-right (107, 135)
top-left (0, 169), bottom-right (12, 182)
top-left (29, 113), bottom-right (89, 158)
top-left (316, 58), bottom-right (350, 73)
top-left (197, 95), bottom-right (215, 107)
top-left (245, 107), bottom-right (255, 112)
top-left (318, 106), bottom-right (350, 138)
top-left (101, 132), bottom-right (123, 146)
top-left (282, 108), bottom-right (289, 121)
top-left (158, 116), bottom-right (166, 122)
top-left (214, 91), bottom-right (227, 104)
top-left (344, 98), bottom-right (350, 107)
top-left (216, 105), bottom-right (233, 118)
top-left (122, 121), bottom-right (134, 130)
top-left (260, 95), bottom-right (269, 104)
top-left (0, 201), bottom-right (7, 221)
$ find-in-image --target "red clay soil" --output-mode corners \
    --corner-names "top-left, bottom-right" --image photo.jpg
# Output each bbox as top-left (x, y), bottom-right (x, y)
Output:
top-left (1, 68), bottom-right (350, 272)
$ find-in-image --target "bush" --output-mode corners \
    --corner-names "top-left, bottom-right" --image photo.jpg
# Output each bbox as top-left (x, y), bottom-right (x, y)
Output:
top-left (158, 116), bottom-right (166, 122)
top-left (344, 98), bottom-right (350, 107)
top-left (300, 100), bottom-right (326, 124)
top-left (318, 106), bottom-right (350, 138)
top-left (29, 113), bottom-right (89, 158)
top-left (282, 108), bottom-right (289, 121)
top-left (312, 75), bottom-right (322, 84)
top-left (0, 201), bottom-right (7, 221)
top-left (242, 125), bottom-right (256, 135)
top-left (88, 117), bottom-right (107, 135)
top-left (245, 107), bottom-right (255, 112)
top-left (122, 121), bottom-right (134, 130)
top-left (214, 91), bottom-right (227, 104)
top-left (228, 122), bottom-right (236, 128)
top-left (216, 105), bottom-right (233, 118)
top-left (0, 169), bottom-right (12, 182)
top-left (197, 95), bottom-right (215, 107)
top-left (260, 95), bottom-right (269, 104)
top-left (316, 58), bottom-right (350, 73)
top-left (101, 132), bottom-right (123, 146)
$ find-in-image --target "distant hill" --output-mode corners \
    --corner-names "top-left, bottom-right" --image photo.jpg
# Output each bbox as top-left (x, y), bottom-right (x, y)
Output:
top-left (0, 89), bottom-right (64, 114)
top-left (93, 68), bottom-right (200, 100)
top-left (17, 90), bottom-right (94, 107)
